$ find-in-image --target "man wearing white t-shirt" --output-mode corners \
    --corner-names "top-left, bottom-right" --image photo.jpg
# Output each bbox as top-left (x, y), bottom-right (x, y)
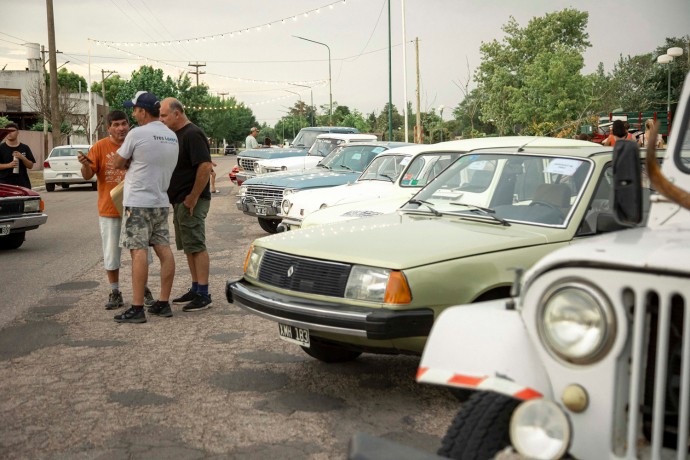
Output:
top-left (113, 91), bottom-right (179, 324)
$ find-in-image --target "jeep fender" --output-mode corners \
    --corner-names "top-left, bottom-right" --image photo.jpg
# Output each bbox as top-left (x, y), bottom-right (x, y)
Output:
top-left (417, 300), bottom-right (552, 400)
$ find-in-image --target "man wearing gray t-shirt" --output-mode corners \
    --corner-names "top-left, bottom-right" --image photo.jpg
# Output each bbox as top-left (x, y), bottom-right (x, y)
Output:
top-left (113, 91), bottom-right (179, 324)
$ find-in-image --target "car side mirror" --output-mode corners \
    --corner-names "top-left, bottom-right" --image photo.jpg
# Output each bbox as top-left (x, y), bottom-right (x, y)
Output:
top-left (612, 140), bottom-right (643, 226)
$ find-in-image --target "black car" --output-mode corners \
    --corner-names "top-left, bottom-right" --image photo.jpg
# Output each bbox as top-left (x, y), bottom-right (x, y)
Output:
top-left (224, 145), bottom-right (237, 155)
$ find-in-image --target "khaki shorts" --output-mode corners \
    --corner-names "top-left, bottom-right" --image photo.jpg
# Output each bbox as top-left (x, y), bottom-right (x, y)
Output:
top-left (120, 207), bottom-right (170, 250)
top-left (173, 199), bottom-right (210, 254)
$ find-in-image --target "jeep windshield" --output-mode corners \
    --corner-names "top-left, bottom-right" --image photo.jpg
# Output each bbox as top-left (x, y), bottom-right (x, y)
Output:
top-left (291, 130), bottom-right (322, 149)
top-left (401, 152), bottom-right (592, 227)
top-left (308, 138), bottom-right (345, 157)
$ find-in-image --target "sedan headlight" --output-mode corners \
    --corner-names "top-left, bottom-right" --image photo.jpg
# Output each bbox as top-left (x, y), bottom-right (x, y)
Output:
top-left (23, 199), bottom-right (40, 212)
top-left (281, 199), bottom-right (292, 215)
top-left (243, 245), bottom-right (265, 279)
top-left (345, 266), bottom-right (411, 304)
top-left (538, 281), bottom-right (615, 364)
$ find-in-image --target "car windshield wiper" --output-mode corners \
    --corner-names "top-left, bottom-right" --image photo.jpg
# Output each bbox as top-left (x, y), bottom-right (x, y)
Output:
top-left (449, 202), bottom-right (510, 226)
top-left (317, 163), bottom-right (330, 169)
top-left (338, 164), bottom-right (353, 171)
top-left (378, 174), bottom-right (395, 182)
top-left (408, 199), bottom-right (442, 216)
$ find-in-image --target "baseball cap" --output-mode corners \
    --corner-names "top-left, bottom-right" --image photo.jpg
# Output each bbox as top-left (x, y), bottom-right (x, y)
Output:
top-left (123, 91), bottom-right (160, 109)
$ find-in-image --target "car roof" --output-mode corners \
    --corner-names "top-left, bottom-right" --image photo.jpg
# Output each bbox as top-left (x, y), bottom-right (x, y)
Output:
top-left (51, 145), bottom-right (91, 149)
top-left (423, 136), bottom-right (600, 152)
top-left (315, 133), bottom-right (377, 141)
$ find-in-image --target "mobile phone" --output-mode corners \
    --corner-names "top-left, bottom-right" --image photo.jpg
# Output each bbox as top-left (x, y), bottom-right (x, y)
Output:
top-left (78, 151), bottom-right (93, 164)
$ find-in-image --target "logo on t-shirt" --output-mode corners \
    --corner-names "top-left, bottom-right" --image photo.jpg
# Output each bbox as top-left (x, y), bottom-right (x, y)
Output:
top-left (153, 135), bottom-right (178, 145)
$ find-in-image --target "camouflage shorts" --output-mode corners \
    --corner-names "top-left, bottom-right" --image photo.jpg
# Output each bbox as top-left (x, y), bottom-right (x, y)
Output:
top-left (120, 207), bottom-right (170, 250)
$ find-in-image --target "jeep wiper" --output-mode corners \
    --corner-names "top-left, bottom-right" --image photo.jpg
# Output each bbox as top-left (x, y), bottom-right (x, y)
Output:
top-left (408, 199), bottom-right (442, 216)
top-left (449, 202), bottom-right (510, 226)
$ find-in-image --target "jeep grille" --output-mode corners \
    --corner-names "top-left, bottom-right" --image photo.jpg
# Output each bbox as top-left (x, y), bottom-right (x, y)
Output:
top-left (625, 282), bottom-right (690, 456)
top-left (258, 250), bottom-right (351, 297)
top-left (244, 186), bottom-right (285, 205)
top-left (238, 157), bottom-right (258, 172)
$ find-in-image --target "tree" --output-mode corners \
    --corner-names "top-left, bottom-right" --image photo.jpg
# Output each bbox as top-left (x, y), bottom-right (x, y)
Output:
top-left (475, 9), bottom-right (591, 135)
top-left (90, 74), bottom-right (128, 107)
top-left (54, 68), bottom-right (87, 93)
top-left (113, 66), bottom-right (179, 117)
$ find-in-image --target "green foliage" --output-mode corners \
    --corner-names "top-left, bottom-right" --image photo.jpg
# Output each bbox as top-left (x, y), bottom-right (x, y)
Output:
top-left (90, 74), bottom-right (128, 106)
top-left (47, 68), bottom-right (88, 93)
top-left (0, 116), bottom-right (12, 128)
top-left (29, 121), bottom-right (71, 133)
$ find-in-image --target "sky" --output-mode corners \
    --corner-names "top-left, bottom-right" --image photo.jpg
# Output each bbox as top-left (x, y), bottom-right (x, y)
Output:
top-left (1, 0), bottom-right (689, 128)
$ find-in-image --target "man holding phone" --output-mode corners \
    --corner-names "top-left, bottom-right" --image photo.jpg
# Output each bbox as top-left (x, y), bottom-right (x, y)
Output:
top-left (78, 110), bottom-right (154, 310)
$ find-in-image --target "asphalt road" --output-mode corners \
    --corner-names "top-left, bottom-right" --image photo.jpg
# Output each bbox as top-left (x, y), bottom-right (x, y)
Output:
top-left (0, 155), bottom-right (459, 460)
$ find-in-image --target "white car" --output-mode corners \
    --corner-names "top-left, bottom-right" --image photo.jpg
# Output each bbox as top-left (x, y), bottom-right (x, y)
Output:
top-left (279, 144), bottom-right (446, 230)
top-left (254, 133), bottom-right (377, 175)
top-left (299, 136), bottom-right (597, 230)
top-left (43, 144), bottom-right (95, 192)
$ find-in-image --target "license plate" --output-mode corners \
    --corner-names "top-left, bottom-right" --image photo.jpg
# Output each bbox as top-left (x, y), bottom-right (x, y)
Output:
top-left (59, 173), bottom-right (72, 178)
top-left (255, 205), bottom-right (267, 216)
top-left (278, 323), bottom-right (310, 347)
top-left (0, 224), bottom-right (9, 236)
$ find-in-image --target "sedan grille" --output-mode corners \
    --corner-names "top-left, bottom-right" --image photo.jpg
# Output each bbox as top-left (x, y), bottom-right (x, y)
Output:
top-left (0, 199), bottom-right (24, 216)
top-left (238, 158), bottom-right (258, 172)
top-left (258, 250), bottom-right (352, 297)
top-left (244, 186), bottom-right (285, 205)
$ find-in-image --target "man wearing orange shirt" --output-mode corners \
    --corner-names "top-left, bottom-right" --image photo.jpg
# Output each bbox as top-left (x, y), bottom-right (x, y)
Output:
top-left (78, 110), bottom-right (154, 310)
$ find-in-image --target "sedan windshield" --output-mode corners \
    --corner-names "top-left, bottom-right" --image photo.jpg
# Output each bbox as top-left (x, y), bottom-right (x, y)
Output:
top-left (49, 148), bottom-right (84, 158)
top-left (402, 153), bottom-right (592, 226)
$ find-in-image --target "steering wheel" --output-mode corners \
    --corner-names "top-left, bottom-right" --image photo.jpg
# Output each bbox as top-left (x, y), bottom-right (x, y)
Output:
top-left (529, 200), bottom-right (565, 218)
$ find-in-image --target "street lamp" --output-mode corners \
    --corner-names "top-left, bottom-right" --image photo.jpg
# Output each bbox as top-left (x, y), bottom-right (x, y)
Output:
top-left (293, 35), bottom-right (332, 126)
top-left (438, 105), bottom-right (445, 142)
top-left (290, 83), bottom-right (314, 126)
top-left (657, 47), bottom-right (684, 113)
top-left (284, 90), bottom-right (303, 128)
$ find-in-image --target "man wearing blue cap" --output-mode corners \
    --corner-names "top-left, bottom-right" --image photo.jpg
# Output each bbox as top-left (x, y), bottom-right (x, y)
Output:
top-left (113, 91), bottom-right (179, 323)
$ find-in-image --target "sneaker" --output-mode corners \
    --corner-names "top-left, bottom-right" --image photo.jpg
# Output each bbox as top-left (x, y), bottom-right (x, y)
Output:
top-left (114, 306), bottom-right (147, 323)
top-left (172, 289), bottom-right (197, 304)
top-left (147, 301), bottom-right (173, 318)
top-left (182, 293), bottom-right (212, 312)
top-left (144, 287), bottom-right (155, 307)
top-left (105, 290), bottom-right (124, 310)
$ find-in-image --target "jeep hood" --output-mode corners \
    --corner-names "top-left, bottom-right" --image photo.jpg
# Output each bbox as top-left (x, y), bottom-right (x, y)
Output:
top-left (243, 169), bottom-right (361, 189)
top-left (259, 212), bottom-right (567, 269)
top-left (0, 183), bottom-right (39, 197)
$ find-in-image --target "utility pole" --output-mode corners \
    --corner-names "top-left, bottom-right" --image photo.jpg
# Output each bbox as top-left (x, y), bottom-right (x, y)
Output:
top-left (46, 0), bottom-right (61, 147)
top-left (100, 70), bottom-right (116, 108)
top-left (188, 62), bottom-right (206, 86)
top-left (387, 0), bottom-right (393, 141)
top-left (40, 45), bottom-right (49, 157)
top-left (415, 37), bottom-right (422, 144)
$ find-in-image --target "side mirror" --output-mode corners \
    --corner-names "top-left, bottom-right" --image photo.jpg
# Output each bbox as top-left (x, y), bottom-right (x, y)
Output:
top-left (612, 140), bottom-right (643, 226)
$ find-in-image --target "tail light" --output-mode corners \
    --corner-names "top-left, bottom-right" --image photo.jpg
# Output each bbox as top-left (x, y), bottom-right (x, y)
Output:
top-left (43, 161), bottom-right (51, 168)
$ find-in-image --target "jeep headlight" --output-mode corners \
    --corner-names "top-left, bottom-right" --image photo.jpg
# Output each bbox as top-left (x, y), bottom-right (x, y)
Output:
top-left (238, 185), bottom-right (248, 197)
top-left (243, 245), bottom-right (265, 279)
top-left (345, 266), bottom-right (411, 304)
top-left (539, 281), bottom-right (615, 364)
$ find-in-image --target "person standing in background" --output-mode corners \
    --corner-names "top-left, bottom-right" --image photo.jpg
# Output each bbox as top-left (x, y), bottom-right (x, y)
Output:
top-left (0, 123), bottom-right (35, 189)
top-left (245, 127), bottom-right (260, 149)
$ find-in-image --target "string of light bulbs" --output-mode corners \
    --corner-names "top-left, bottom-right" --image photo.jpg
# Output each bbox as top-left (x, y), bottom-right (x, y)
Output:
top-left (90, 0), bottom-right (348, 47)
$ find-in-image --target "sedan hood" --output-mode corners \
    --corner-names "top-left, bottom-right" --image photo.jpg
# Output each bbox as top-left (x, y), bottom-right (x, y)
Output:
top-left (243, 169), bottom-right (360, 189)
top-left (240, 147), bottom-right (307, 160)
top-left (260, 212), bottom-right (566, 269)
top-left (0, 183), bottom-right (38, 197)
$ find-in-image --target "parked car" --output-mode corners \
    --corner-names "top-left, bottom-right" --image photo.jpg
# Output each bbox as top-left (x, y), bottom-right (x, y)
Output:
top-left (237, 142), bottom-right (410, 233)
top-left (403, 71), bottom-right (690, 460)
top-left (227, 137), bottom-right (654, 364)
top-left (235, 126), bottom-right (359, 185)
top-left (296, 137), bottom-right (583, 231)
top-left (0, 183), bottom-right (47, 249)
top-left (279, 143), bottom-right (452, 231)
top-left (224, 144), bottom-right (237, 155)
top-left (254, 133), bottom-right (377, 176)
top-left (43, 145), bottom-right (95, 192)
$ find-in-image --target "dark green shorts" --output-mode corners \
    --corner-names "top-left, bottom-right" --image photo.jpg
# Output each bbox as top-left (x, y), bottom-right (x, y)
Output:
top-left (173, 198), bottom-right (210, 254)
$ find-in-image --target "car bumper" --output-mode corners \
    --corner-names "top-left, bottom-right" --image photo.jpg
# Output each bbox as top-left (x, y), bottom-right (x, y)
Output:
top-left (1, 213), bottom-right (48, 233)
top-left (236, 197), bottom-right (281, 218)
top-left (43, 170), bottom-right (95, 184)
top-left (235, 172), bottom-right (256, 183)
top-left (226, 278), bottom-right (434, 340)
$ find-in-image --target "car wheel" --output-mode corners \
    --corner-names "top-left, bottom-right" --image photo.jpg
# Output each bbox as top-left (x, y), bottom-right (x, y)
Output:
top-left (0, 232), bottom-right (25, 250)
top-left (45, 183), bottom-right (55, 192)
top-left (300, 340), bottom-right (362, 363)
top-left (437, 391), bottom-right (519, 460)
top-left (61, 184), bottom-right (69, 189)
top-left (91, 182), bottom-right (97, 191)
top-left (258, 218), bottom-right (281, 234)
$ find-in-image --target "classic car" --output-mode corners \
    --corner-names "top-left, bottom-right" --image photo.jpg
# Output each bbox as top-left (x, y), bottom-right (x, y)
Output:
top-left (254, 133), bottom-right (377, 176)
top-left (235, 126), bottom-right (359, 185)
top-left (237, 142), bottom-right (411, 233)
top-left (227, 137), bottom-right (641, 363)
top-left (43, 144), bottom-right (96, 192)
top-left (0, 183), bottom-right (47, 250)
top-left (294, 137), bottom-right (588, 231)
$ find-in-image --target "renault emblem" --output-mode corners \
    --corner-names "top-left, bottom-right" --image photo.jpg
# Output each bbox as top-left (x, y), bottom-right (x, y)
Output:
top-left (287, 266), bottom-right (294, 277)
